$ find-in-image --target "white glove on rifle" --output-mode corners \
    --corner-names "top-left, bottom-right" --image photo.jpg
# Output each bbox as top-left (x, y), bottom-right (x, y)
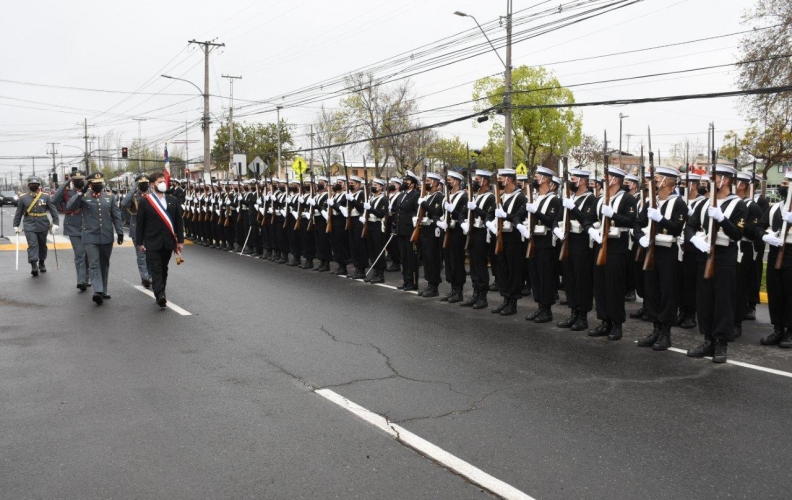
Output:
top-left (444, 202), bottom-right (454, 212)
top-left (436, 220), bottom-right (448, 230)
top-left (562, 197), bottom-right (575, 210)
top-left (553, 227), bottom-right (565, 241)
top-left (467, 201), bottom-right (477, 211)
top-left (763, 232), bottom-right (783, 247)
top-left (51, 225), bottom-right (59, 233)
top-left (647, 207), bottom-right (663, 222)
top-left (639, 235), bottom-right (650, 248)
top-left (526, 203), bottom-right (538, 214)
top-left (601, 205), bottom-right (614, 218)
top-left (486, 220), bottom-right (498, 235)
top-left (460, 221), bottom-right (470, 235)
top-left (359, 216), bottom-right (366, 224)
top-left (516, 223), bottom-right (530, 239)
top-left (363, 202), bottom-right (371, 210)
top-left (495, 207), bottom-right (507, 219)
top-left (321, 210), bottom-right (329, 221)
top-left (708, 206), bottom-right (725, 222)
top-left (14, 226), bottom-right (22, 233)
top-left (308, 198), bottom-right (316, 206)
top-left (327, 198), bottom-right (335, 207)
top-left (339, 206), bottom-right (349, 217)
top-left (783, 210), bottom-right (792, 224)
top-left (588, 227), bottom-right (602, 244)
top-left (418, 196), bottom-right (427, 205)
top-left (225, 199), bottom-right (231, 205)
top-left (690, 234), bottom-right (710, 253)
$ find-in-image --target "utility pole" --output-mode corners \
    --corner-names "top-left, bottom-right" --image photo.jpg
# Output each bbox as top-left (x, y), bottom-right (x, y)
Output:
top-left (31, 157), bottom-right (36, 176)
top-left (222, 75), bottom-right (242, 169)
top-left (276, 105), bottom-right (283, 178)
top-left (503, 0), bottom-right (513, 170)
top-left (309, 124), bottom-right (314, 176)
top-left (47, 142), bottom-right (59, 185)
top-left (625, 133), bottom-right (633, 155)
top-left (188, 39), bottom-right (225, 181)
top-left (133, 118), bottom-right (147, 172)
top-left (84, 118), bottom-right (89, 173)
top-left (172, 121), bottom-right (198, 180)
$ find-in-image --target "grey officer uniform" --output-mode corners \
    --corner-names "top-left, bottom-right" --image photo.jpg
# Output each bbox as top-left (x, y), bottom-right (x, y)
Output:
top-left (121, 176), bottom-right (152, 286)
top-left (13, 177), bottom-right (59, 274)
top-left (52, 173), bottom-right (89, 287)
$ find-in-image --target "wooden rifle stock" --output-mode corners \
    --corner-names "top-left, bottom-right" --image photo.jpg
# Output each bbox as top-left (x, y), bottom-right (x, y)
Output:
top-left (294, 179), bottom-right (303, 231)
top-left (307, 174), bottom-right (315, 232)
top-left (494, 180), bottom-right (504, 255)
top-left (596, 135), bottom-right (610, 266)
top-left (703, 135), bottom-right (718, 279)
top-left (643, 148), bottom-right (657, 271)
top-left (411, 170), bottom-right (428, 243)
top-left (635, 147), bottom-right (646, 262)
top-left (343, 155), bottom-right (352, 231)
top-left (559, 157), bottom-right (571, 261)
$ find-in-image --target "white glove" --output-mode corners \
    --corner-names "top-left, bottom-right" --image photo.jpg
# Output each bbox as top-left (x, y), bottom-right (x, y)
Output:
top-left (339, 206), bottom-right (349, 217)
top-left (763, 233), bottom-right (783, 247)
top-left (783, 210), bottom-right (792, 224)
top-left (327, 198), bottom-right (335, 207)
top-left (601, 205), bottom-right (614, 218)
top-left (467, 201), bottom-right (477, 211)
top-left (308, 198), bottom-right (316, 206)
top-left (526, 202), bottom-right (538, 214)
top-left (708, 206), bottom-right (725, 222)
top-left (562, 197), bottom-right (575, 210)
top-left (687, 206), bottom-right (695, 217)
top-left (495, 207), bottom-right (507, 219)
top-left (225, 199), bottom-right (231, 205)
top-left (359, 216), bottom-right (366, 224)
top-left (486, 220), bottom-right (498, 235)
top-left (363, 202), bottom-right (371, 210)
top-left (201, 207), bottom-right (206, 212)
top-left (345, 192), bottom-right (354, 201)
top-left (280, 209), bottom-right (287, 217)
top-left (254, 203), bottom-right (260, 209)
top-left (418, 196), bottom-right (427, 205)
top-left (51, 225), bottom-right (59, 233)
top-left (437, 220), bottom-right (448, 230)
top-left (639, 235), bottom-right (650, 248)
top-left (516, 223), bottom-right (530, 239)
top-left (461, 221), bottom-right (470, 235)
top-left (14, 226), bottom-right (22, 234)
top-left (553, 227), bottom-right (565, 241)
top-left (321, 210), bottom-right (329, 221)
top-left (235, 207), bottom-right (240, 212)
top-left (588, 227), bottom-right (602, 244)
top-left (690, 234), bottom-right (710, 253)
top-left (647, 207), bottom-right (663, 222)
top-left (444, 202), bottom-right (454, 212)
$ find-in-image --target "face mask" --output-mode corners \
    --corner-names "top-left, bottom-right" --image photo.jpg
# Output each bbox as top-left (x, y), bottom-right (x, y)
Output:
top-left (387, 185), bottom-right (396, 193)
top-left (531, 179), bottom-right (540, 191)
top-left (471, 181), bottom-right (481, 192)
top-left (279, 186), bottom-right (286, 192)
top-left (498, 182), bottom-right (505, 190)
top-left (156, 183), bottom-right (167, 193)
top-left (29, 185), bottom-right (40, 193)
top-left (139, 183), bottom-right (149, 192)
top-left (779, 187), bottom-right (788, 199)
top-left (332, 184), bottom-right (342, 192)
top-left (371, 186), bottom-right (379, 194)
top-left (697, 186), bottom-right (708, 196)
top-left (567, 181), bottom-right (578, 191)
top-left (289, 187), bottom-right (298, 193)
top-left (399, 183), bottom-right (408, 192)
top-left (620, 185), bottom-right (630, 192)
top-left (91, 184), bottom-right (104, 193)
top-left (318, 183), bottom-right (326, 190)
top-left (73, 180), bottom-right (84, 189)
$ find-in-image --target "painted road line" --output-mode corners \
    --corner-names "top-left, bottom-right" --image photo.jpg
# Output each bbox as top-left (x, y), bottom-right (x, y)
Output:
top-left (375, 283), bottom-right (397, 290)
top-left (133, 286), bottom-right (192, 316)
top-left (316, 389), bottom-right (535, 500)
top-left (666, 347), bottom-right (792, 379)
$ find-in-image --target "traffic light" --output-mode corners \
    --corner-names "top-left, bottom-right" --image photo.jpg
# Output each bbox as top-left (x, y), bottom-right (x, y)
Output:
top-left (121, 147), bottom-right (128, 159)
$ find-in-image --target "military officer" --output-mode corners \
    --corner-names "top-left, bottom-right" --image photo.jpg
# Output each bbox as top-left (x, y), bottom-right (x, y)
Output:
top-left (52, 171), bottom-right (89, 289)
top-left (13, 176), bottom-right (59, 277)
top-left (120, 175), bottom-right (153, 289)
top-left (66, 172), bottom-right (124, 306)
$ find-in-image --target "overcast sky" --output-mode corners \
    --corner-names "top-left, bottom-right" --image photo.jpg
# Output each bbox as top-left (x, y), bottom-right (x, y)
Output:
top-left (0, 0), bottom-right (753, 182)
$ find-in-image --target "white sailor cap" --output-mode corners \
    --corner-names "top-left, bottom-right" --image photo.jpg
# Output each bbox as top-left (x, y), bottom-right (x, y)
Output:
top-left (516, 174), bottom-right (528, 181)
top-left (656, 166), bottom-right (680, 178)
top-left (625, 174), bottom-right (640, 183)
top-left (497, 168), bottom-right (516, 176)
top-left (551, 176), bottom-right (562, 185)
top-left (447, 171), bottom-right (464, 182)
top-left (404, 170), bottom-right (419, 183)
top-left (607, 166), bottom-right (628, 178)
top-left (372, 178), bottom-right (386, 186)
top-left (713, 163), bottom-right (738, 176)
top-left (700, 174), bottom-right (711, 182)
top-left (644, 169), bottom-right (652, 178)
top-left (570, 168), bottom-right (590, 178)
top-left (475, 169), bottom-right (493, 178)
top-left (686, 173), bottom-right (701, 182)
top-left (288, 178), bottom-right (301, 185)
top-left (389, 177), bottom-right (403, 184)
top-left (336, 176), bottom-right (348, 184)
top-left (736, 172), bottom-right (754, 182)
top-left (426, 172), bottom-right (443, 183)
top-left (348, 175), bottom-right (364, 183)
top-left (315, 175), bottom-right (329, 182)
top-left (535, 166), bottom-right (555, 177)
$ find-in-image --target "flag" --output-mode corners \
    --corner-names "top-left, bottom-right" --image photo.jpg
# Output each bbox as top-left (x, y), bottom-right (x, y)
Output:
top-left (163, 144), bottom-right (171, 188)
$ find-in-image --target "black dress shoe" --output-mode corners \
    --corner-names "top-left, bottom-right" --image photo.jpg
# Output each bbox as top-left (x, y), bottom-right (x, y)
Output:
top-left (100, 293), bottom-right (111, 299)
top-left (533, 306), bottom-right (553, 324)
top-left (491, 298), bottom-right (509, 314)
top-left (500, 299), bottom-right (517, 316)
top-left (92, 293), bottom-right (104, 305)
top-left (157, 295), bottom-right (167, 308)
top-left (76, 282), bottom-right (87, 292)
top-left (588, 321), bottom-right (612, 337)
top-left (38, 260), bottom-right (47, 273)
top-left (629, 307), bottom-right (645, 319)
top-left (607, 323), bottom-right (623, 340)
top-left (142, 279), bottom-right (151, 289)
top-left (687, 340), bottom-right (714, 358)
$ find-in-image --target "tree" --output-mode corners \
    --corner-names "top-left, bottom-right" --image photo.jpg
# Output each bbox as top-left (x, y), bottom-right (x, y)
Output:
top-left (212, 121), bottom-right (295, 176)
top-left (569, 133), bottom-right (603, 169)
top-left (725, 119), bottom-right (792, 178)
top-left (430, 136), bottom-right (471, 171)
top-left (473, 65), bottom-right (582, 171)
top-left (312, 105), bottom-right (350, 174)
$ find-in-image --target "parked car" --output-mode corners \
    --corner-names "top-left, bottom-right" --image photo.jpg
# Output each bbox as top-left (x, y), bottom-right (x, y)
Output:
top-left (0, 190), bottom-right (19, 206)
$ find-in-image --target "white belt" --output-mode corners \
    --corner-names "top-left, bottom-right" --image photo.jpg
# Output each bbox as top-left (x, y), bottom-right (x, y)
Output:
top-left (655, 234), bottom-right (676, 248)
top-left (351, 209), bottom-right (360, 217)
top-left (473, 218), bottom-right (485, 229)
top-left (569, 221), bottom-right (583, 234)
top-left (301, 212), bottom-right (310, 219)
top-left (368, 215), bottom-right (381, 223)
top-left (533, 225), bottom-right (548, 235)
top-left (502, 221), bottom-right (513, 232)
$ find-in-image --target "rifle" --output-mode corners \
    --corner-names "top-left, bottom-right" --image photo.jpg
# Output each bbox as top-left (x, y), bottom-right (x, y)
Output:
top-left (343, 153), bottom-right (352, 231)
top-left (464, 166), bottom-right (474, 252)
top-left (223, 185), bottom-right (232, 227)
top-left (255, 163), bottom-right (262, 224)
top-left (362, 160), bottom-right (370, 238)
top-left (442, 162), bottom-right (451, 248)
top-left (635, 145), bottom-right (647, 262)
top-left (704, 123), bottom-right (718, 279)
top-left (307, 171), bottom-right (316, 232)
top-left (294, 171), bottom-right (304, 231)
top-left (260, 173), bottom-right (269, 227)
top-left (596, 131), bottom-right (610, 266)
top-left (750, 160), bottom-right (756, 200)
top-left (208, 177), bottom-right (218, 225)
top-left (270, 176), bottom-right (278, 225)
top-left (494, 173), bottom-right (504, 255)
top-left (558, 156), bottom-right (571, 261)
top-left (643, 127), bottom-right (657, 271)
top-left (776, 176), bottom-right (792, 269)
top-left (325, 176), bottom-right (334, 234)
top-left (283, 172), bottom-right (291, 230)
top-left (525, 166), bottom-right (536, 259)
top-left (410, 167), bottom-right (428, 243)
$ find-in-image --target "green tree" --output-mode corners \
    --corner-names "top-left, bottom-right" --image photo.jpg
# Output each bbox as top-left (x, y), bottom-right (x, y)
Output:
top-left (431, 136), bottom-right (472, 170)
top-left (212, 121), bottom-right (295, 176)
top-left (473, 65), bottom-right (582, 171)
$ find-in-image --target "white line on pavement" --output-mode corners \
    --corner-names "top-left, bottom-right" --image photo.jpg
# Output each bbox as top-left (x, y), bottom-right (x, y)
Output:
top-left (667, 347), bottom-right (792, 378)
top-left (316, 389), bottom-right (535, 500)
top-left (133, 286), bottom-right (192, 316)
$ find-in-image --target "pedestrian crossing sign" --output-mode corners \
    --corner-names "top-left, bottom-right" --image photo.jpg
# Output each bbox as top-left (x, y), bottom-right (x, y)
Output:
top-left (516, 163), bottom-right (528, 175)
top-left (291, 157), bottom-right (308, 175)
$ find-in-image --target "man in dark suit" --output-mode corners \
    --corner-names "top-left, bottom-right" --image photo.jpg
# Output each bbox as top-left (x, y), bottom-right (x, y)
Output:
top-left (136, 172), bottom-right (185, 308)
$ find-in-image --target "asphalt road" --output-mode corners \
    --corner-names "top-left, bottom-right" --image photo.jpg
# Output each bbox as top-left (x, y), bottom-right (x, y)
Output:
top-left (2, 206), bottom-right (791, 500)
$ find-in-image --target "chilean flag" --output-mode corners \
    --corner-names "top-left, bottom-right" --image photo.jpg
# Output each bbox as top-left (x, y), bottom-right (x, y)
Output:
top-left (163, 144), bottom-right (171, 188)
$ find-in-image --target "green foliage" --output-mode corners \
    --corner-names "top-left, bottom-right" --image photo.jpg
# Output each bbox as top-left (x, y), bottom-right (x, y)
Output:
top-left (431, 136), bottom-right (471, 170)
top-left (212, 120), bottom-right (295, 174)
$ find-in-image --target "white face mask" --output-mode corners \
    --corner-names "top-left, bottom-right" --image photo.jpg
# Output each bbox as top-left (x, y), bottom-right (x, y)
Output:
top-left (157, 182), bottom-right (167, 193)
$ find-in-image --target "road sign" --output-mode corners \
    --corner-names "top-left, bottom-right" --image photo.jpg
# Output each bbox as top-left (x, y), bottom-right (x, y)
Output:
top-left (291, 156), bottom-right (307, 175)
top-left (248, 156), bottom-right (267, 175)
top-left (516, 163), bottom-right (528, 175)
top-left (232, 154), bottom-right (247, 176)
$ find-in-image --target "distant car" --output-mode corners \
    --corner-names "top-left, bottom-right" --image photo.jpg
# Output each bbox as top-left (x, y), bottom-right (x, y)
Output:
top-left (0, 190), bottom-right (18, 206)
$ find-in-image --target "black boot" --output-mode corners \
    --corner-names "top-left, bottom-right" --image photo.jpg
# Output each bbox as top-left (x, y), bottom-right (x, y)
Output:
top-left (525, 306), bottom-right (541, 321)
top-left (333, 265), bottom-right (348, 276)
top-left (317, 261), bottom-right (331, 272)
top-left (30, 262), bottom-right (39, 277)
top-left (557, 309), bottom-right (578, 328)
top-left (779, 329), bottom-right (792, 349)
top-left (629, 307), bottom-right (645, 319)
top-left (302, 259), bottom-right (314, 270)
top-left (472, 291), bottom-right (489, 310)
top-left (687, 339), bottom-right (715, 358)
top-left (460, 288), bottom-right (480, 307)
top-left (38, 260), bottom-right (47, 273)
top-left (489, 281), bottom-right (499, 292)
top-left (385, 263), bottom-right (401, 272)
top-left (447, 287), bottom-right (464, 304)
top-left (422, 284), bottom-right (439, 298)
top-left (288, 256), bottom-right (302, 267)
top-left (92, 293), bottom-right (103, 305)
top-left (521, 284), bottom-right (532, 296)
top-left (733, 323), bottom-right (742, 339)
top-left (679, 314), bottom-right (697, 329)
top-left (652, 325), bottom-right (672, 351)
top-left (500, 299), bottom-right (517, 316)
top-left (712, 338), bottom-right (728, 363)
top-left (369, 270), bottom-right (385, 284)
top-left (607, 323), bottom-right (623, 341)
top-left (402, 281), bottom-right (417, 291)
top-left (761, 325), bottom-right (785, 345)
top-left (570, 315), bottom-right (589, 332)
top-left (624, 290), bottom-right (636, 302)
top-left (491, 297), bottom-right (509, 314)
top-left (745, 307), bottom-right (756, 321)
top-left (534, 305), bottom-right (553, 324)
top-left (588, 321), bottom-right (612, 337)
top-left (638, 323), bottom-right (662, 347)
top-left (439, 289), bottom-right (453, 302)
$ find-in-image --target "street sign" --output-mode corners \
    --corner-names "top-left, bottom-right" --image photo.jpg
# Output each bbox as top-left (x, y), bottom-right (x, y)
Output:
top-left (248, 156), bottom-right (267, 175)
top-left (232, 154), bottom-right (247, 176)
top-left (291, 156), bottom-right (307, 175)
top-left (516, 163), bottom-right (528, 175)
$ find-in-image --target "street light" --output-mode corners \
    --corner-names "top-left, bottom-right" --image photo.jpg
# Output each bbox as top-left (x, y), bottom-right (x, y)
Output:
top-left (161, 74), bottom-right (210, 180)
top-left (619, 113), bottom-right (629, 167)
top-left (455, 1), bottom-right (513, 170)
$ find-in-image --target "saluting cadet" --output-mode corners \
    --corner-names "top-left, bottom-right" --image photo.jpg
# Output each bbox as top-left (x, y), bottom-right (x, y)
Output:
top-left (310, 175), bottom-right (332, 272)
top-left (733, 171), bottom-right (764, 339)
top-left (758, 170), bottom-right (792, 348)
top-left (439, 171), bottom-right (468, 303)
top-left (385, 178), bottom-right (403, 273)
top-left (588, 166), bottom-right (638, 341)
top-left (524, 166), bottom-right (561, 323)
top-left (685, 163), bottom-right (747, 363)
top-left (555, 168), bottom-right (598, 331)
top-left (395, 171), bottom-right (420, 291)
top-left (66, 172), bottom-right (124, 306)
top-left (120, 175), bottom-right (153, 289)
top-left (13, 176), bottom-right (59, 277)
top-left (490, 168), bottom-right (528, 316)
top-left (52, 171), bottom-right (89, 289)
top-left (345, 176), bottom-right (368, 279)
top-left (460, 169), bottom-right (496, 309)
top-left (633, 166), bottom-right (688, 351)
top-left (327, 177), bottom-right (351, 275)
top-left (362, 178), bottom-right (389, 284)
top-left (676, 173), bottom-right (709, 329)
top-left (416, 172), bottom-right (445, 298)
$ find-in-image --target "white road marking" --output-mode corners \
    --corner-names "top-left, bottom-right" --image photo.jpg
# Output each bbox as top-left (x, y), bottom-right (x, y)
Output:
top-left (376, 283), bottom-right (397, 290)
top-left (667, 347), bottom-right (792, 378)
top-left (315, 389), bottom-right (535, 500)
top-left (133, 286), bottom-right (192, 315)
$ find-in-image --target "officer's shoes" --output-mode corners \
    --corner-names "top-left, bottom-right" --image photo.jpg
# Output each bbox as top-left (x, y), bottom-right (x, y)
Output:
top-left (402, 282), bottom-right (417, 292)
top-left (607, 323), bottom-right (623, 341)
top-left (779, 329), bottom-right (792, 349)
top-left (760, 325), bottom-right (785, 345)
top-left (422, 285), bottom-right (439, 298)
top-left (745, 307), bottom-right (757, 321)
top-left (491, 298), bottom-right (509, 314)
top-left (534, 306), bottom-right (553, 324)
top-left (30, 262), bottom-right (39, 277)
top-left (142, 279), bottom-right (151, 289)
top-left (588, 321), bottom-right (612, 337)
top-left (38, 260), bottom-right (47, 273)
top-left (369, 272), bottom-right (385, 284)
top-left (76, 282), bottom-right (87, 292)
top-left (521, 285), bottom-right (532, 297)
top-left (500, 299), bottom-right (517, 316)
top-left (678, 315), bottom-right (697, 329)
top-left (637, 329), bottom-right (660, 347)
top-left (439, 291), bottom-right (452, 302)
top-left (629, 307), bottom-right (645, 319)
top-left (472, 294), bottom-right (488, 310)
top-left (301, 259), bottom-right (314, 270)
top-left (570, 317), bottom-right (589, 331)
top-left (333, 266), bottom-right (348, 275)
top-left (100, 293), bottom-right (111, 300)
top-left (687, 340), bottom-right (714, 358)
top-left (459, 292), bottom-right (479, 307)
top-left (317, 261), bottom-right (331, 273)
top-left (288, 258), bottom-right (302, 267)
top-left (557, 311), bottom-right (578, 329)
top-left (157, 294), bottom-right (167, 308)
top-left (92, 293), bottom-right (104, 305)
top-left (712, 339), bottom-right (728, 363)
top-left (350, 269), bottom-right (366, 280)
